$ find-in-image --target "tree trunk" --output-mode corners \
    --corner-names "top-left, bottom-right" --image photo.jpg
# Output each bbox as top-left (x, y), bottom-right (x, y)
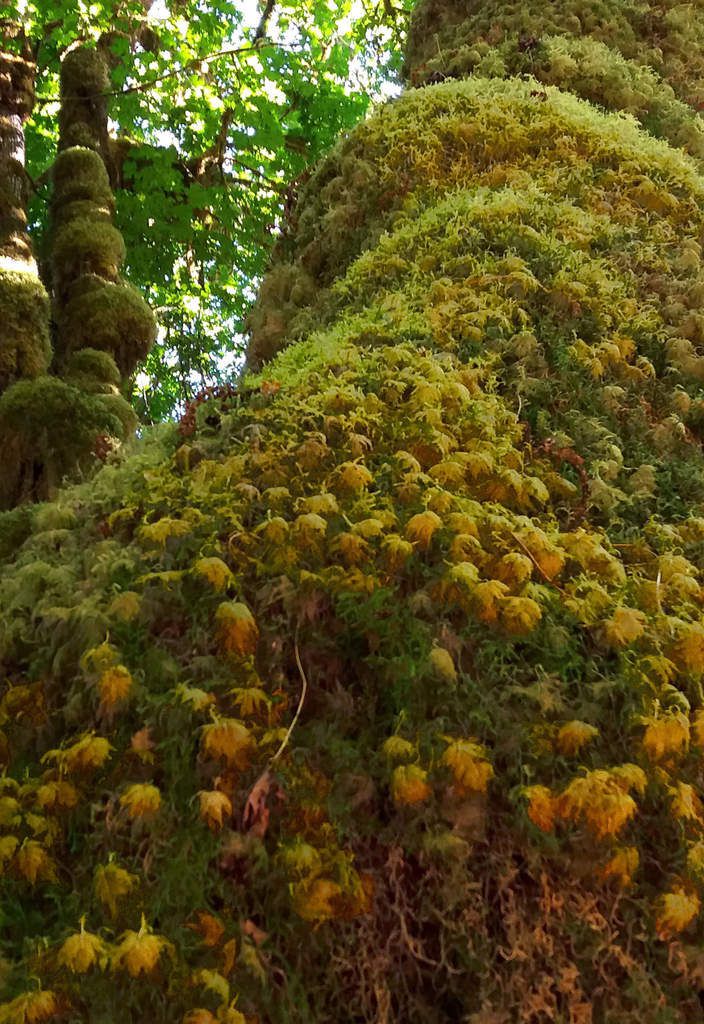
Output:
top-left (0, 24), bottom-right (50, 394)
top-left (5, 1), bottom-right (704, 1020)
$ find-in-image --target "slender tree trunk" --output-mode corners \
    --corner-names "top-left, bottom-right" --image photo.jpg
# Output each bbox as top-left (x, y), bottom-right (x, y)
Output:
top-left (0, 21), bottom-right (50, 393)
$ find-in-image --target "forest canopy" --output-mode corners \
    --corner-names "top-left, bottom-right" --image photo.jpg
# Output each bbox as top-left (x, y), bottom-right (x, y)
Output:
top-left (15, 0), bottom-right (409, 420)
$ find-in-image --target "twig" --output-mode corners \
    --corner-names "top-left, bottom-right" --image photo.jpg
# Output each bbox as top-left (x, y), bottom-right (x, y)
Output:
top-left (270, 627), bottom-right (307, 764)
top-left (511, 531), bottom-right (567, 595)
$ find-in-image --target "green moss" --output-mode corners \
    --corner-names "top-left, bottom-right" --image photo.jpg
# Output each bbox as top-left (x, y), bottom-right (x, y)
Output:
top-left (60, 280), bottom-right (157, 376)
top-left (410, 32), bottom-right (704, 162)
top-left (51, 217), bottom-right (125, 287)
top-left (59, 47), bottom-right (110, 97)
top-left (406, 0), bottom-right (704, 108)
top-left (0, 376), bottom-right (132, 508)
top-left (249, 76), bottom-right (704, 364)
top-left (0, 505), bottom-right (32, 560)
top-left (52, 147), bottom-right (112, 207)
top-left (63, 348), bottom-right (121, 390)
top-left (0, 270), bottom-right (51, 391)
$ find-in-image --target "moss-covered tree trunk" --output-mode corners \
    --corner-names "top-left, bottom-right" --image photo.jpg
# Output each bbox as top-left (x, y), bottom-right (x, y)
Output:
top-left (6, 1), bottom-right (704, 1021)
top-left (0, 18), bottom-right (51, 457)
top-left (0, 42), bottom-right (155, 511)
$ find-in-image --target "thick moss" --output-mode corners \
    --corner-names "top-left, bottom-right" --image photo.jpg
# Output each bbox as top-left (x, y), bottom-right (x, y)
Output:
top-left (63, 347), bottom-right (122, 390)
top-left (0, 270), bottom-right (51, 391)
top-left (51, 217), bottom-right (125, 289)
top-left (406, 0), bottom-right (704, 108)
top-left (0, 376), bottom-right (131, 508)
top-left (52, 147), bottom-right (113, 207)
top-left (59, 47), bottom-right (110, 97)
top-left (59, 279), bottom-right (157, 376)
top-left (248, 76), bottom-right (704, 364)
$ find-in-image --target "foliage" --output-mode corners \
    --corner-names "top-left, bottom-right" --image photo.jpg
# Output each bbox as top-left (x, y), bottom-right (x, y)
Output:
top-left (4, 0), bottom-right (704, 1020)
top-left (15, 0), bottom-right (411, 420)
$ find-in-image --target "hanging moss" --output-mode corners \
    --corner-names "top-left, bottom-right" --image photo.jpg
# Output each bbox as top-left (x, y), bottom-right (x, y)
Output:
top-left (0, 270), bottom-right (51, 390)
top-left (59, 280), bottom-right (157, 376)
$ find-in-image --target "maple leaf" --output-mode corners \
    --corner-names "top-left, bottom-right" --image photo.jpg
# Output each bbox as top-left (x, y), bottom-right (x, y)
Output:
top-left (292, 877), bottom-right (343, 922)
top-left (472, 579), bottom-right (509, 624)
top-left (183, 1011), bottom-right (218, 1024)
top-left (442, 739), bottom-right (493, 794)
top-left (215, 602), bottom-right (259, 657)
top-left (391, 764), bottom-right (432, 806)
top-left (655, 889), bottom-right (700, 939)
top-left (138, 517), bottom-right (190, 548)
top-left (242, 769), bottom-right (278, 838)
top-left (335, 461), bottom-right (373, 494)
top-left (381, 534), bottom-right (414, 571)
top-left (94, 863), bottom-right (137, 917)
top-left (599, 846), bottom-right (639, 887)
top-left (642, 713), bottom-right (690, 762)
top-left (119, 783), bottom-right (161, 819)
top-left (498, 595), bottom-right (542, 635)
top-left (428, 646), bottom-right (457, 683)
top-left (108, 591), bottom-right (141, 622)
top-left (523, 785), bottom-right (556, 831)
top-left (670, 781), bottom-right (702, 821)
top-left (558, 769), bottom-right (638, 839)
top-left (230, 686), bottom-right (271, 717)
top-left (112, 915), bottom-right (171, 977)
top-left (193, 557), bottom-right (234, 593)
top-left (35, 780), bottom-right (78, 811)
top-left (201, 718), bottom-right (255, 768)
top-left (57, 919), bottom-right (106, 973)
top-left (381, 736), bottom-right (416, 763)
top-left (198, 790), bottom-right (232, 831)
top-left (187, 912), bottom-right (225, 948)
top-left (671, 623), bottom-right (704, 674)
top-left (130, 727), bottom-right (155, 763)
top-left (0, 990), bottom-right (58, 1023)
top-left (15, 840), bottom-right (56, 885)
top-left (405, 510), bottom-right (442, 549)
top-left (175, 684), bottom-right (216, 712)
top-left (602, 607), bottom-right (646, 648)
top-left (43, 733), bottom-right (112, 774)
top-left (98, 665), bottom-right (133, 708)
top-left (556, 720), bottom-right (599, 756)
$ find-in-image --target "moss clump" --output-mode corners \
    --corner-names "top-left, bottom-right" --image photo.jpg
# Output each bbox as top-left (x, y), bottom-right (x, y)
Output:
top-left (52, 147), bottom-right (113, 207)
top-left (0, 270), bottom-right (51, 390)
top-left (406, 0), bottom-right (704, 109)
top-left (52, 217), bottom-right (125, 291)
top-left (63, 348), bottom-right (122, 390)
top-left (0, 376), bottom-right (133, 508)
top-left (58, 48), bottom-right (110, 156)
top-left (59, 47), bottom-right (110, 98)
top-left (59, 280), bottom-right (157, 376)
top-left (409, 32), bottom-right (704, 162)
top-left (248, 76), bottom-right (704, 365)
